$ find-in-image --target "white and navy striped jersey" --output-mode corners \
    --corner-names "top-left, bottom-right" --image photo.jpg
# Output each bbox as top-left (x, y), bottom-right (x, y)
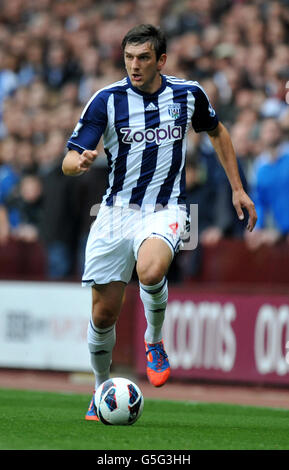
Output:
top-left (67, 74), bottom-right (218, 209)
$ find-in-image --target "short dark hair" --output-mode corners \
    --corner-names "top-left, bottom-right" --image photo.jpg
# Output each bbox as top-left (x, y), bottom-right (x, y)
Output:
top-left (121, 24), bottom-right (167, 60)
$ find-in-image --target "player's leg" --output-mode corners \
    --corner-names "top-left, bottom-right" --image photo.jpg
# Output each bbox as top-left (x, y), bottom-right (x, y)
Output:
top-left (136, 237), bottom-right (172, 387)
top-left (86, 281), bottom-right (125, 420)
top-left (137, 237), bottom-right (172, 342)
top-left (83, 206), bottom-right (136, 419)
top-left (88, 281), bottom-right (126, 388)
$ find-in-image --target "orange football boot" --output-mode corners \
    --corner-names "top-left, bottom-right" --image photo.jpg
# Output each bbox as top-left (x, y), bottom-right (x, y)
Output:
top-left (85, 395), bottom-right (99, 421)
top-left (145, 340), bottom-right (171, 387)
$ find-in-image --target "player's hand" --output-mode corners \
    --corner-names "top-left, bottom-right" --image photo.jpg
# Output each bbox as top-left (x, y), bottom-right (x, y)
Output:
top-left (78, 149), bottom-right (98, 172)
top-left (232, 188), bottom-right (257, 232)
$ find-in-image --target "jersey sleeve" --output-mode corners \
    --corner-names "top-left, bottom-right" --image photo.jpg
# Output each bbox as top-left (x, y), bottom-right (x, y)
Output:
top-left (191, 85), bottom-right (219, 133)
top-left (66, 91), bottom-right (108, 153)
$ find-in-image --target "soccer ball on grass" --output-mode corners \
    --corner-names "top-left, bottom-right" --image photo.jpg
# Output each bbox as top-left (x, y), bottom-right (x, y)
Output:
top-left (94, 377), bottom-right (144, 425)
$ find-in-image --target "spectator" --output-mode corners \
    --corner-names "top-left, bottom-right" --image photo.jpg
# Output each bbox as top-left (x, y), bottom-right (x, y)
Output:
top-left (0, 136), bottom-right (20, 230)
top-left (43, 41), bottom-right (80, 89)
top-left (38, 130), bottom-right (78, 279)
top-left (0, 48), bottom-right (19, 137)
top-left (246, 119), bottom-right (289, 250)
top-left (0, 204), bottom-right (9, 245)
top-left (18, 39), bottom-right (45, 87)
top-left (6, 174), bottom-right (43, 243)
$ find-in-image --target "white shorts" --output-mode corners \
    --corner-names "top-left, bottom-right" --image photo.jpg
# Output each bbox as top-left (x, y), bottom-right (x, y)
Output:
top-left (82, 204), bottom-right (187, 286)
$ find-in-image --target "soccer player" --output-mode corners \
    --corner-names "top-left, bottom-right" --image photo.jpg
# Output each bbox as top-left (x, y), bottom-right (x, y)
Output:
top-left (62, 24), bottom-right (257, 421)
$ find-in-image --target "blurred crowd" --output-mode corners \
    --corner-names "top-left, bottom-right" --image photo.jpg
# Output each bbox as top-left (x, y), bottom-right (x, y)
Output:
top-left (0, 0), bottom-right (289, 281)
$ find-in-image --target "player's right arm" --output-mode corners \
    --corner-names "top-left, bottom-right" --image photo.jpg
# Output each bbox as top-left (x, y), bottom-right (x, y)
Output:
top-left (62, 89), bottom-right (108, 176)
top-left (62, 149), bottom-right (98, 176)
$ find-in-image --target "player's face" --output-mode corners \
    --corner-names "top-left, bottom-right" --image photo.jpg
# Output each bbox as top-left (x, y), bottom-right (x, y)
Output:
top-left (124, 42), bottom-right (166, 94)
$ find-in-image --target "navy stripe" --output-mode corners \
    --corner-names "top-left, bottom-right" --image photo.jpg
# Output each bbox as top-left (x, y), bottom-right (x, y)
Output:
top-left (89, 319), bottom-right (114, 335)
top-left (129, 96), bottom-right (160, 207)
top-left (178, 165), bottom-right (186, 204)
top-left (140, 276), bottom-right (167, 294)
top-left (104, 148), bottom-right (113, 176)
top-left (106, 89), bottom-right (130, 206)
top-left (156, 86), bottom-right (188, 207)
top-left (149, 232), bottom-right (177, 255)
top-left (174, 238), bottom-right (182, 252)
top-left (150, 232), bottom-right (181, 254)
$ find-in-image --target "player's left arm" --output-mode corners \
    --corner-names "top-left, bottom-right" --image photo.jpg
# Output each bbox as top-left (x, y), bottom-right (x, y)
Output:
top-left (207, 122), bottom-right (257, 232)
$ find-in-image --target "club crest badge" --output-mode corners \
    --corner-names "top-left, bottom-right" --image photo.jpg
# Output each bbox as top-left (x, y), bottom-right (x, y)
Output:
top-left (168, 103), bottom-right (181, 119)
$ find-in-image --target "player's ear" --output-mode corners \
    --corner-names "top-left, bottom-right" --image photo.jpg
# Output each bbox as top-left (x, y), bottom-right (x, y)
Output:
top-left (157, 53), bottom-right (167, 71)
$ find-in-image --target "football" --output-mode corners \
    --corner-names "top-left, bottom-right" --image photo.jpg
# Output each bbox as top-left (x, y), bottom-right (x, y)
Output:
top-left (94, 377), bottom-right (144, 425)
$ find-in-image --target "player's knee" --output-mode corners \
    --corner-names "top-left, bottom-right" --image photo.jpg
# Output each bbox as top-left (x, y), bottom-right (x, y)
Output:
top-left (92, 304), bottom-right (117, 329)
top-left (137, 261), bottom-right (165, 286)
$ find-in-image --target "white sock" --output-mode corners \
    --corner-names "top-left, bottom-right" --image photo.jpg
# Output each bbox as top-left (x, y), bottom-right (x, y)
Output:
top-left (139, 277), bottom-right (168, 344)
top-left (87, 318), bottom-right (116, 391)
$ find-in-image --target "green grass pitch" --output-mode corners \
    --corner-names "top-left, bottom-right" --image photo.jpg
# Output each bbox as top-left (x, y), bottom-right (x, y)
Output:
top-left (0, 388), bottom-right (289, 450)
